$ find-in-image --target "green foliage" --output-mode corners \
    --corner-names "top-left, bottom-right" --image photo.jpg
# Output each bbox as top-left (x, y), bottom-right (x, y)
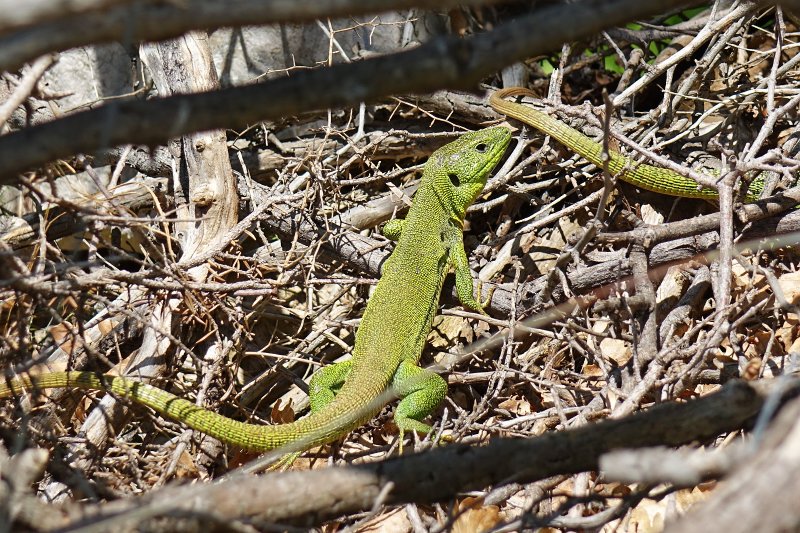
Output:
top-left (540, 6), bottom-right (711, 77)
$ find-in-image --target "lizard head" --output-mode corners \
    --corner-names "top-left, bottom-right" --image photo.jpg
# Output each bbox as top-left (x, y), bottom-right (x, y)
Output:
top-left (429, 126), bottom-right (511, 218)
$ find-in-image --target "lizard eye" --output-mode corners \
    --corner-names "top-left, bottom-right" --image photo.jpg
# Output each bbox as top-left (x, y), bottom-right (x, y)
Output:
top-left (448, 172), bottom-right (461, 187)
top-left (475, 142), bottom-right (488, 153)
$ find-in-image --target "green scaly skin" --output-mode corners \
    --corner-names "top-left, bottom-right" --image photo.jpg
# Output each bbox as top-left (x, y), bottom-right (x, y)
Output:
top-left (490, 87), bottom-right (765, 202)
top-left (0, 127), bottom-right (511, 452)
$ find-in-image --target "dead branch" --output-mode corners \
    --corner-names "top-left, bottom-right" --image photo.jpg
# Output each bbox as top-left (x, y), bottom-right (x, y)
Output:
top-left (0, 0), bottom-right (509, 67)
top-left (0, 0), bottom-right (700, 183)
top-left (29, 378), bottom-right (795, 530)
top-left (665, 391), bottom-right (800, 533)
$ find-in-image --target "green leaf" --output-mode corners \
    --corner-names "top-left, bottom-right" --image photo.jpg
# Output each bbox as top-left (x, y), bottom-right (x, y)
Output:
top-left (604, 55), bottom-right (624, 74)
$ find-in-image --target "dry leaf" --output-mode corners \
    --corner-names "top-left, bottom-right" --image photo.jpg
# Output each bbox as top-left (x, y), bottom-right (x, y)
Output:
top-left (583, 363), bottom-right (604, 378)
top-left (448, 8), bottom-right (468, 36)
top-left (452, 497), bottom-right (502, 533)
top-left (270, 399), bottom-right (296, 424)
top-left (640, 204), bottom-right (664, 225)
top-left (656, 266), bottom-right (690, 309)
top-left (743, 329), bottom-right (775, 361)
top-left (498, 395), bottom-right (532, 416)
top-left (174, 449), bottom-right (199, 479)
top-left (73, 393), bottom-right (89, 423)
top-left (49, 322), bottom-right (77, 355)
top-left (712, 350), bottom-right (736, 370)
top-left (97, 318), bottom-right (114, 336)
top-left (595, 69), bottom-right (615, 86)
top-left (741, 357), bottom-right (762, 381)
top-left (731, 261), bottom-right (750, 287)
top-left (429, 315), bottom-right (469, 348)
top-left (777, 270), bottom-right (800, 304)
top-left (776, 314), bottom-right (799, 353)
top-left (594, 482), bottom-right (632, 497)
top-left (627, 498), bottom-right (666, 533)
top-left (358, 508), bottom-right (412, 533)
top-left (674, 486), bottom-right (711, 512)
top-left (525, 217), bottom-right (581, 276)
top-left (600, 337), bottom-right (631, 366)
top-left (592, 319), bottom-right (611, 334)
top-left (228, 449), bottom-right (260, 469)
top-left (694, 384), bottom-right (720, 396)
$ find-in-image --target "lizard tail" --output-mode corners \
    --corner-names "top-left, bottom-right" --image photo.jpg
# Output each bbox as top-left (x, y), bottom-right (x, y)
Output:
top-left (0, 371), bottom-right (384, 451)
top-left (490, 87), bottom-right (764, 201)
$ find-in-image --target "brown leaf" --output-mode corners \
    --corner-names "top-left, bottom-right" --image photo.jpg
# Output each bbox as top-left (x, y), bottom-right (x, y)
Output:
top-left (174, 449), bottom-right (199, 479)
top-left (777, 270), bottom-right (800, 305)
top-left (429, 315), bottom-right (469, 348)
top-left (594, 69), bottom-right (615, 86)
top-left (593, 482), bottom-right (631, 497)
top-left (498, 395), bottom-right (532, 416)
top-left (358, 508), bottom-right (411, 532)
top-left (452, 497), bottom-right (502, 533)
top-left (582, 363), bottom-right (604, 378)
top-left (600, 337), bottom-right (631, 366)
top-left (270, 399), bottom-right (296, 424)
top-left (448, 8), bottom-right (468, 36)
top-left (675, 486), bottom-right (712, 512)
top-left (627, 498), bottom-right (666, 533)
top-left (49, 322), bottom-right (77, 355)
top-left (229, 449), bottom-right (260, 469)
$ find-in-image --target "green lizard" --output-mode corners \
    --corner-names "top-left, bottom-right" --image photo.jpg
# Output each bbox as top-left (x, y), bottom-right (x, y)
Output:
top-left (490, 87), bottom-right (765, 201)
top-left (0, 127), bottom-right (511, 453)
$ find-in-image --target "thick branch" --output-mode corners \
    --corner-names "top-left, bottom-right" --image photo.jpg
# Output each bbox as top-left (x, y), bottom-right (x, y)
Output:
top-left (54, 378), bottom-right (792, 529)
top-left (0, 0), bottom-right (506, 65)
top-left (666, 394), bottom-right (800, 533)
top-left (0, 0), bottom-right (698, 184)
top-left (0, 0), bottom-right (132, 36)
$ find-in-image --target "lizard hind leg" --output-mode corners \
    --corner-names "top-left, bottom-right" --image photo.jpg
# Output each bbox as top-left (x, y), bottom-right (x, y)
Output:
top-left (269, 359), bottom-right (354, 471)
top-left (382, 218), bottom-right (406, 241)
top-left (308, 359), bottom-right (353, 413)
top-left (391, 360), bottom-right (448, 451)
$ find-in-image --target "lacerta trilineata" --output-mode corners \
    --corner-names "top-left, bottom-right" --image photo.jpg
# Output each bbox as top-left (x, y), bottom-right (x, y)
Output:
top-left (0, 127), bottom-right (511, 452)
top-left (490, 87), bottom-right (765, 201)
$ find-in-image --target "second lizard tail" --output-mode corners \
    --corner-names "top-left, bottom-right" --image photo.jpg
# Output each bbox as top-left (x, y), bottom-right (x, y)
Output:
top-left (489, 87), bottom-right (764, 201)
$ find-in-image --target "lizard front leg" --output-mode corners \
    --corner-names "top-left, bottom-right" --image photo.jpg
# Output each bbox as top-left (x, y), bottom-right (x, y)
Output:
top-left (448, 231), bottom-right (491, 313)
